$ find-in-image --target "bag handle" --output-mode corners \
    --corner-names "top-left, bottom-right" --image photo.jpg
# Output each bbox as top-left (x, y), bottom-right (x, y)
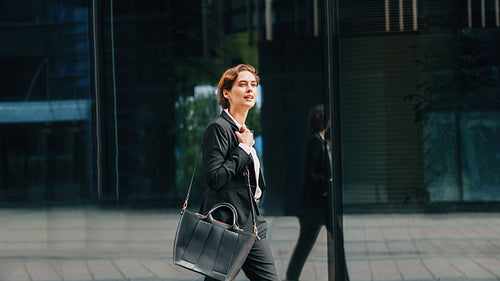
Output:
top-left (181, 143), bottom-right (260, 240)
top-left (205, 202), bottom-right (240, 231)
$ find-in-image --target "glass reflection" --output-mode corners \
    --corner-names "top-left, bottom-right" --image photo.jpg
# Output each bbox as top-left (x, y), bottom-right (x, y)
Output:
top-left (286, 104), bottom-right (332, 281)
top-left (340, 1), bottom-right (500, 280)
top-left (3, 0), bottom-right (499, 280)
top-left (0, 0), bottom-right (92, 203)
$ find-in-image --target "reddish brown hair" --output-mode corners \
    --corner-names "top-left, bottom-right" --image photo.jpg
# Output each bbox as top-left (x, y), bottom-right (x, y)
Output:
top-left (217, 64), bottom-right (260, 109)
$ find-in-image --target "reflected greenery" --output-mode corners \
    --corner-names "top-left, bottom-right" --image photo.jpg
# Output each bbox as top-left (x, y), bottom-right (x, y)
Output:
top-left (174, 92), bottom-right (262, 204)
top-left (149, 23), bottom-right (260, 204)
top-left (405, 28), bottom-right (500, 203)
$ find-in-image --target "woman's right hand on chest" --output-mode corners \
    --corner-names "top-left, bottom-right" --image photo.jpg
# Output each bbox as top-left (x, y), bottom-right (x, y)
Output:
top-left (235, 127), bottom-right (255, 147)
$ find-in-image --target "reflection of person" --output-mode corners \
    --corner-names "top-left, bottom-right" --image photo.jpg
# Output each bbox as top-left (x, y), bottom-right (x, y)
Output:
top-left (200, 64), bottom-right (280, 281)
top-left (286, 104), bottom-right (332, 281)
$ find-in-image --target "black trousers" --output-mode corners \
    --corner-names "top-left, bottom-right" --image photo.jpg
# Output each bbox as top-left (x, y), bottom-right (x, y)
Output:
top-left (286, 215), bottom-right (328, 281)
top-left (286, 215), bottom-right (350, 281)
top-left (204, 237), bottom-right (280, 281)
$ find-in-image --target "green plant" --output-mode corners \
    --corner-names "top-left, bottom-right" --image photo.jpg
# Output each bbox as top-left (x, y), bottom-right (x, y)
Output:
top-left (175, 91), bottom-right (220, 197)
top-left (405, 28), bottom-right (500, 202)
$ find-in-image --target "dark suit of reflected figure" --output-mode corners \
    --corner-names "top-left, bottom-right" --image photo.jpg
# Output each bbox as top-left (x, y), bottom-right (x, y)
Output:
top-left (286, 104), bottom-right (332, 281)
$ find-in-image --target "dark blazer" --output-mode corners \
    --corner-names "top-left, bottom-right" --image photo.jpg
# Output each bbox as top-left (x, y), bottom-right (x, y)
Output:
top-left (199, 110), bottom-right (265, 233)
top-left (301, 133), bottom-right (331, 214)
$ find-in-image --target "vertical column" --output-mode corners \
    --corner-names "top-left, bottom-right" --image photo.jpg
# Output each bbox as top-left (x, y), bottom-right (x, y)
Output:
top-left (386, 0), bottom-right (419, 32)
top-left (89, 0), bottom-right (109, 201)
top-left (468, 0), bottom-right (472, 27)
top-left (481, 0), bottom-right (486, 27)
top-left (412, 0), bottom-right (418, 30)
top-left (385, 0), bottom-right (390, 31)
top-left (496, 0), bottom-right (500, 27)
top-left (399, 0), bottom-right (404, 31)
top-left (324, 0), bottom-right (349, 280)
top-left (41, 125), bottom-right (52, 201)
top-left (265, 0), bottom-right (273, 40)
top-left (314, 0), bottom-right (319, 37)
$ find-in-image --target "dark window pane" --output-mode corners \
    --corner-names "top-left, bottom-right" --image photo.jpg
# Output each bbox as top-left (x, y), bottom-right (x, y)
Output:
top-left (0, 1), bottom-right (92, 203)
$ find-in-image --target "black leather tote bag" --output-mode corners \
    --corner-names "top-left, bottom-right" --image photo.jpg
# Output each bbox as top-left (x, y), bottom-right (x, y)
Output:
top-left (173, 202), bottom-right (256, 280)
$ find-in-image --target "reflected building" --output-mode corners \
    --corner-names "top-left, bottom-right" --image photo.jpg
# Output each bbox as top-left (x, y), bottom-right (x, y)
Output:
top-left (0, 2), bottom-right (92, 203)
top-left (1, 0), bottom-right (500, 209)
top-left (1, 0), bottom-right (500, 280)
top-left (260, 0), bottom-right (500, 214)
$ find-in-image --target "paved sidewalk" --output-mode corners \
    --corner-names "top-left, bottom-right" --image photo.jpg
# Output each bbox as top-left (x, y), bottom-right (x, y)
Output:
top-left (0, 207), bottom-right (499, 281)
top-left (343, 213), bottom-right (500, 281)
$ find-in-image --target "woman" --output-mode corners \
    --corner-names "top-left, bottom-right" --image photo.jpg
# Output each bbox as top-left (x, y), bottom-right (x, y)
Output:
top-left (200, 64), bottom-right (280, 281)
top-left (286, 104), bottom-right (332, 281)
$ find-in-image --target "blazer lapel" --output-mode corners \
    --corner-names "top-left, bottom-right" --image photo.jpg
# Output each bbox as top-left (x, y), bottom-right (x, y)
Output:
top-left (220, 110), bottom-right (240, 132)
top-left (220, 110), bottom-right (266, 193)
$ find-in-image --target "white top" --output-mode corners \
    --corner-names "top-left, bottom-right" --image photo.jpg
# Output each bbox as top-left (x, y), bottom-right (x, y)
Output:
top-left (224, 109), bottom-right (262, 199)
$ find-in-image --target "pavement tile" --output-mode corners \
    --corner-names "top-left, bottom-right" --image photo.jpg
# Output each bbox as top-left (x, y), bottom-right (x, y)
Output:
top-left (24, 261), bottom-right (61, 281)
top-left (473, 258), bottom-right (500, 278)
top-left (140, 259), bottom-right (171, 279)
top-left (113, 258), bottom-right (156, 279)
top-left (344, 228), bottom-right (365, 241)
top-left (86, 259), bottom-right (124, 280)
top-left (164, 260), bottom-right (202, 279)
top-left (343, 217), bottom-right (364, 228)
top-left (387, 241), bottom-right (418, 256)
top-left (466, 225), bottom-right (495, 239)
top-left (364, 227), bottom-right (385, 242)
top-left (370, 260), bottom-right (402, 281)
top-left (344, 241), bottom-right (367, 257)
top-left (50, 260), bottom-right (93, 281)
top-left (346, 260), bottom-right (370, 281)
top-left (470, 240), bottom-right (500, 255)
top-left (366, 241), bottom-right (390, 258)
top-left (422, 257), bottom-right (465, 279)
top-left (406, 225), bottom-right (426, 240)
top-left (448, 258), bottom-right (497, 279)
top-left (396, 259), bottom-right (434, 280)
top-left (381, 227), bottom-right (410, 240)
top-left (431, 238), bottom-right (466, 256)
top-left (298, 259), bottom-right (328, 281)
top-left (142, 259), bottom-right (199, 279)
top-left (0, 261), bottom-right (30, 281)
top-left (412, 239), bottom-right (440, 256)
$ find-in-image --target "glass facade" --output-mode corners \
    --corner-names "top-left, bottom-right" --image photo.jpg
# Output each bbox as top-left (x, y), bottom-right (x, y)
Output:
top-left (1, 0), bottom-right (499, 280)
top-left (339, 0), bottom-right (500, 280)
top-left (0, 0), bottom-right (93, 203)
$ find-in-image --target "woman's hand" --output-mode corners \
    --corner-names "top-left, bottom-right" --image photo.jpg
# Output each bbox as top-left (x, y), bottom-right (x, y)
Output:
top-left (235, 127), bottom-right (255, 147)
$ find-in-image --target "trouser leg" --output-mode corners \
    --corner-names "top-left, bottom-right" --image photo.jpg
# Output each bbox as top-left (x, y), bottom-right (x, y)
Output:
top-left (241, 237), bottom-right (280, 281)
top-left (286, 216), bottom-right (324, 281)
top-left (203, 237), bottom-right (279, 281)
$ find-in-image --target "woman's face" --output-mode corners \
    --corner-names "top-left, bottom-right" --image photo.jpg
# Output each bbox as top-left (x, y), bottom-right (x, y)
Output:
top-left (223, 71), bottom-right (257, 111)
